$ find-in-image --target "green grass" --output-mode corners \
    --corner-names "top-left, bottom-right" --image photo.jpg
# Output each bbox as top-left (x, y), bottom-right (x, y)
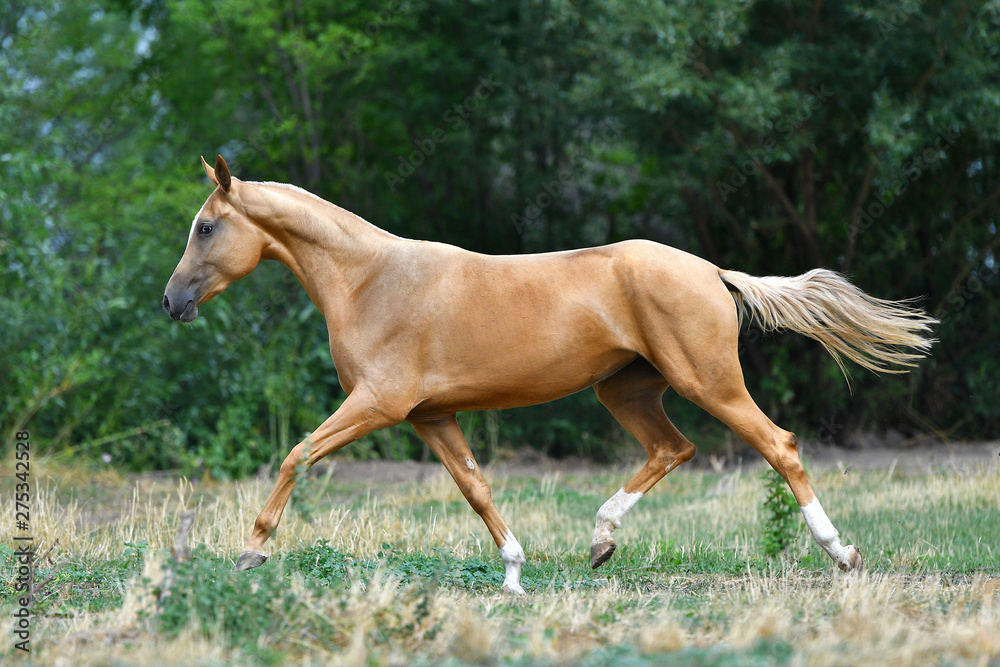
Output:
top-left (1, 458), bottom-right (997, 665)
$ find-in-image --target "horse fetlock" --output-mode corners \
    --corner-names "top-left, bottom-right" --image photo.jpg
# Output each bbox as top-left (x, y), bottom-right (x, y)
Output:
top-left (594, 513), bottom-right (622, 532)
top-left (501, 581), bottom-right (526, 596)
top-left (839, 545), bottom-right (864, 572)
top-left (252, 516), bottom-right (278, 541)
top-left (801, 498), bottom-right (862, 570)
top-left (594, 488), bottom-right (642, 536)
top-left (591, 517), bottom-right (616, 550)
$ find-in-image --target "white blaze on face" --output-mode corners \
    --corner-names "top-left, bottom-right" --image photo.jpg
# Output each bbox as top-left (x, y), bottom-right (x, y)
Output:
top-left (465, 457), bottom-right (476, 470)
top-left (499, 529), bottom-right (526, 595)
top-left (592, 487), bottom-right (643, 545)
top-left (187, 203), bottom-right (208, 247)
top-left (800, 498), bottom-right (852, 566)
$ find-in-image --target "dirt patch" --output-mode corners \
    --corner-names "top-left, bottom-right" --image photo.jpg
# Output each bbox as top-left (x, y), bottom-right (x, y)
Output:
top-left (310, 459), bottom-right (444, 485)
top-left (800, 440), bottom-right (1000, 473)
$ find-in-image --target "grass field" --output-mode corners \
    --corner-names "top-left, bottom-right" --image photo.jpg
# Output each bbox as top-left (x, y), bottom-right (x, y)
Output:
top-left (2, 449), bottom-right (999, 666)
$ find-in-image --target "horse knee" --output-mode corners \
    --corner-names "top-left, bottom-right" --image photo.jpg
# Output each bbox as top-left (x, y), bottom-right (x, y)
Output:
top-left (253, 512), bottom-right (278, 535)
top-left (463, 479), bottom-right (494, 516)
top-left (279, 443), bottom-right (309, 478)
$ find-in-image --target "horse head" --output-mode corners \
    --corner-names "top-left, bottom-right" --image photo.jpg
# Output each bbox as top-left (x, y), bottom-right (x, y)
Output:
top-left (163, 155), bottom-right (266, 322)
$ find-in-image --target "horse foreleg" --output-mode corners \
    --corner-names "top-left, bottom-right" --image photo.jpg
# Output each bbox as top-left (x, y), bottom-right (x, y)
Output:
top-left (590, 359), bottom-right (696, 568)
top-left (235, 391), bottom-right (403, 571)
top-left (410, 416), bottom-right (527, 595)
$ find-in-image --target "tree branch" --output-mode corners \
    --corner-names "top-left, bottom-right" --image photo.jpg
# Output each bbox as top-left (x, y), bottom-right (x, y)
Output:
top-left (843, 162), bottom-right (876, 273)
top-left (897, 175), bottom-right (1000, 295)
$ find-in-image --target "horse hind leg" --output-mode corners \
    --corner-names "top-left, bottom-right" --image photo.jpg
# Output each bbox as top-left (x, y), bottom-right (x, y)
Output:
top-left (716, 390), bottom-right (861, 570)
top-left (638, 276), bottom-right (863, 572)
top-left (658, 349), bottom-right (863, 572)
top-left (590, 358), bottom-right (696, 569)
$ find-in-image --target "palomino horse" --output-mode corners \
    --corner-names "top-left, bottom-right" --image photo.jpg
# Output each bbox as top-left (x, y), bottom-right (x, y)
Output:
top-left (164, 155), bottom-right (935, 594)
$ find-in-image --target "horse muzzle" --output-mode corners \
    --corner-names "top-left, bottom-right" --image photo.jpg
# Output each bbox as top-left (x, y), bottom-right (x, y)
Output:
top-left (162, 291), bottom-right (199, 322)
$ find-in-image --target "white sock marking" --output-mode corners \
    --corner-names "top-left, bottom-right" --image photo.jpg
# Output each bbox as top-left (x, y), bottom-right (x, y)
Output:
top-left (592, 487), bottom-right (643, 545)
top-left (499, 529), bottom-right (526, 595)
top-left (801, 498), bottom-right (851, 565)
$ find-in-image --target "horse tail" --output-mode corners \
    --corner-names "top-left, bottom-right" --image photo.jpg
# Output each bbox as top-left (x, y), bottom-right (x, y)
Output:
top-left (718, 268), bottom-right (937, 378)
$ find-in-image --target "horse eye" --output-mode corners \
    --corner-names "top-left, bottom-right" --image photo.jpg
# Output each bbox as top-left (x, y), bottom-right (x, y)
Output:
top-left (199, 224), bottom-right (213, 235)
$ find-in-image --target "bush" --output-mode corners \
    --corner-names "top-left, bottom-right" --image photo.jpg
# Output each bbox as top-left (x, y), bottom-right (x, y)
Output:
top-left (760, 469), bottom-right (800, 559)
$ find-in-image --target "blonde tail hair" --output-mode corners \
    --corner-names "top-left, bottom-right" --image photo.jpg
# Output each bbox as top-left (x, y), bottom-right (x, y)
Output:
top-left (719, 268), bottom-right (937, 378)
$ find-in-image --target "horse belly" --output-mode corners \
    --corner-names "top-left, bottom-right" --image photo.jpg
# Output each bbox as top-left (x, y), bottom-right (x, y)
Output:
top-left (414, 290), bottom-right (638, 412)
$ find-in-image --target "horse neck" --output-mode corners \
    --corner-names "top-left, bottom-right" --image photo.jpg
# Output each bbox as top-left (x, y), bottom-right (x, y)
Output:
top-left (242, 182), bottom-right (396, 318)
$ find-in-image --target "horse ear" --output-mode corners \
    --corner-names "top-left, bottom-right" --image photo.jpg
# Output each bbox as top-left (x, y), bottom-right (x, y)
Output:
top-left (201, 155), bottom-right (219, 186)
top-left (214, 154), bottom-right (232, 193)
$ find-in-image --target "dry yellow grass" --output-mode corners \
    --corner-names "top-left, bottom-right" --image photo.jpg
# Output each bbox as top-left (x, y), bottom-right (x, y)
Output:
top-left (3, 453), bottom-right (998, 665)
top-left (26, 567), bottom-right (1000, 666)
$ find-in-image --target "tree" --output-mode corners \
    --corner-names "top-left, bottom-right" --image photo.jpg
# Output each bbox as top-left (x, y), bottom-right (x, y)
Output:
top-left (2, 0), bottom-right (997, 474)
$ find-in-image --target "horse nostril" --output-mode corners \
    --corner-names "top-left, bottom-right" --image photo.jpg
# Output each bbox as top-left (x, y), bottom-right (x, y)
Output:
top-left (162, 295), bottom-right (170, 311)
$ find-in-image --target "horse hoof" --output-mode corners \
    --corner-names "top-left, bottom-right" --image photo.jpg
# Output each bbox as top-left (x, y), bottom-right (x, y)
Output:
top-left (234, 550), bottom-right (268, 572)
top-left (501, 582), bottom-right (526, 596)
top-left (838, 545), bottom-right (864, 572)
top-left (591, 540), bottom-right (616, 569)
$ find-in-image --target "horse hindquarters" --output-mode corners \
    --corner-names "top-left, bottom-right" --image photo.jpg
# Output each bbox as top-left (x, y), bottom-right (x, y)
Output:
top-left (634, 270), bottom-right (864, 571)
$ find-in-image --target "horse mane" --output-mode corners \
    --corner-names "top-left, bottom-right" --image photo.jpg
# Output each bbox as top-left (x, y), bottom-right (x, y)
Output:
top-left (249, 180), bottom-right (325, 202)
top-left (247, 180), bottom-right (404, 240)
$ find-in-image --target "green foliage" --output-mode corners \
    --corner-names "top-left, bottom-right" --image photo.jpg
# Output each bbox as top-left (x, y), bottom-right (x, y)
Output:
top-left (153, 548), bottom-right (302, 663)
top-left (151, 545), bottom-right (451, 661)
top-left (283, 540), bottom-right (504, 591)
top-left (2, 0), bottom-right (999, 472)
top-left (0, 546), bottom-right (143, 616)
top-left (281, 540), bottom-right (354, 587)
top-left (760, 469), bottom-right (801, 559)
